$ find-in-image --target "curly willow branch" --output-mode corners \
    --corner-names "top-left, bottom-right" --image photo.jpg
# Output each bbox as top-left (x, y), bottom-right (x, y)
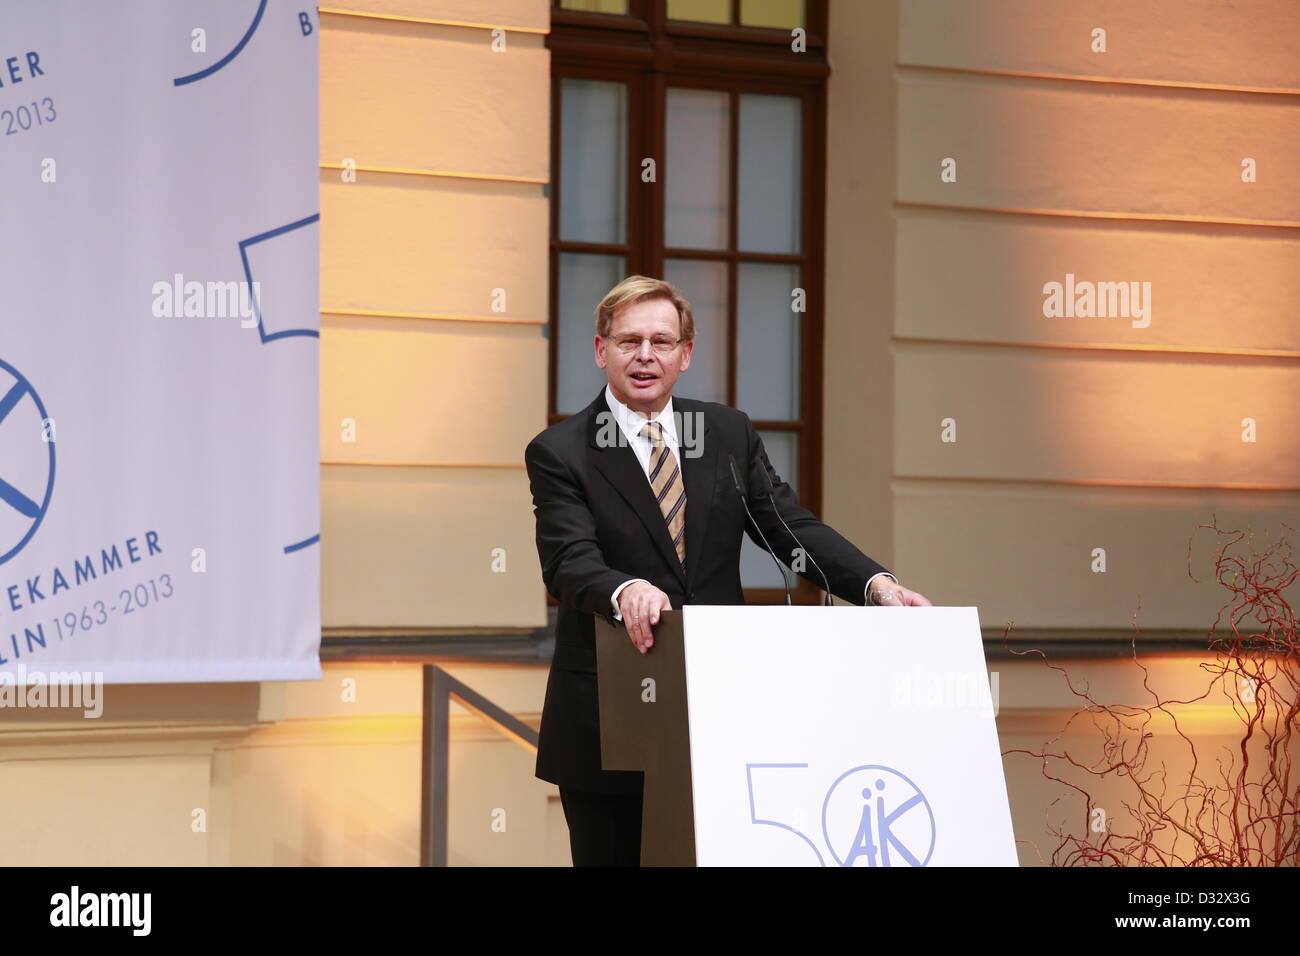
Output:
top-left (1005, 517), bottom-right (1299, 867)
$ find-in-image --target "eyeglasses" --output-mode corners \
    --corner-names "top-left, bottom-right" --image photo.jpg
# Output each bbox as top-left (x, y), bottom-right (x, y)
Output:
top-left (607, 334), bottom-right (682, 354)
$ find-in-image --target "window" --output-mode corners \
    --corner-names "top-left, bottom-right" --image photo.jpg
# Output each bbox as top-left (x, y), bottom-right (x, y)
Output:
top-left (549, 0), bottom-right (829, 601)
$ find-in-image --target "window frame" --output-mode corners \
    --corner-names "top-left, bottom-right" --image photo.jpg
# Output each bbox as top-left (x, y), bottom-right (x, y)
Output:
top-left (548, 0), bottom-right (830, 605)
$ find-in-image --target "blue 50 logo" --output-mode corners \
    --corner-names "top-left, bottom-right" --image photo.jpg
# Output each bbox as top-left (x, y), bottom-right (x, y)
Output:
top-left (746, 763), bottom-right (936, 866)
top-left (0, 360), bottom-right (56, 567)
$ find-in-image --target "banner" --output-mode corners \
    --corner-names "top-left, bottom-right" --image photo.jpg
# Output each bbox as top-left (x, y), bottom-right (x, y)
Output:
top-left (0, 1), bottom-right (320, 682)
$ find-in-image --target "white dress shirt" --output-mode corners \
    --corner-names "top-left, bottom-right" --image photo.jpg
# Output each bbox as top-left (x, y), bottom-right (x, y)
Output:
top-left (604, 384), bottom-right (896, 619)
top-left (605, 384), bottom-right (682, 477)
top-left (605, 385), bottom-right (679, 620)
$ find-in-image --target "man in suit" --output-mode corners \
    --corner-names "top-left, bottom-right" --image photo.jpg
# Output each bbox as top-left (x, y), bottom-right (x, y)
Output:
top-left (525, 275), bottom-right (931, 866)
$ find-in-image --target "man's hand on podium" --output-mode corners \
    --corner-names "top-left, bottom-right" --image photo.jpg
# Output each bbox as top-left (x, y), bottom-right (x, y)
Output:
top-left (618, 581), bottom-right (673, 654)
top-left (616, 579), bottom-right (929, 653)
top-left (868, 578), bottom-right (933, 607)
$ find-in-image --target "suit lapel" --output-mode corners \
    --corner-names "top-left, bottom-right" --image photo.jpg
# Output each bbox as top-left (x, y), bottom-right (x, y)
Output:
top-left (587, 390), bottom-right (688, 590)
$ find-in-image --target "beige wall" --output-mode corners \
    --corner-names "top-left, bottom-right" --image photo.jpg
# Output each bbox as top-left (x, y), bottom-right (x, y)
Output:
top-left (319, 5), bottom-right (550, 632)
top-left (218, 662), bottom-right (566, 867)
top-left (243, 0), bottom-right (558, 865)
top-left (828, 0), bottom-right (1300, 632)
top-left (825, 0), bottom-right (1299, 864)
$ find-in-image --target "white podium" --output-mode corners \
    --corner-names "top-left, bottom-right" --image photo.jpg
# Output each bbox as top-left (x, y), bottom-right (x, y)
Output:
top-left (595, 605), bottom-right (1018, 866)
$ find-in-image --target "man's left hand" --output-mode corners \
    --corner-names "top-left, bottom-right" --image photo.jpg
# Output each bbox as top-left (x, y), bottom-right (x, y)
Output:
top-left (868, 579), bottom-right (932, 607)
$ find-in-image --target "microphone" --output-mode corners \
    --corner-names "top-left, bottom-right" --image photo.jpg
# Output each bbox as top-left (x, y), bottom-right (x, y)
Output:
top-left (752, 460), bottom-right (833, 606)
top-left (729, 454), bottom-right (791, 606)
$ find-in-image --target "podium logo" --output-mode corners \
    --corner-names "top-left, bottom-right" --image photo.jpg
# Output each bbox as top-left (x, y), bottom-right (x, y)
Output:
top-left (747, 762), bottom-right (935, 866)
top-left (822, 765), bottom-right (935, 867)
top-left (0, 360), bottom-right (56, 567)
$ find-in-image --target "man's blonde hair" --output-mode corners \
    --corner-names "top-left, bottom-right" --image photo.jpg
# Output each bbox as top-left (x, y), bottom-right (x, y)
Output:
top-left (594, 275), bottom-right (695, 343)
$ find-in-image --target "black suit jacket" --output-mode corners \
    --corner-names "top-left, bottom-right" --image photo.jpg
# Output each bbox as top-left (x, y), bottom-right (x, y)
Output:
top-left (524, 388), bottom-right (892, 794)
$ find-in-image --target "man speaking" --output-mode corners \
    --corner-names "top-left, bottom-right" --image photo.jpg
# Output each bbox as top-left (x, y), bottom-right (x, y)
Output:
top-left (524, 276), bottom-right (932, 866)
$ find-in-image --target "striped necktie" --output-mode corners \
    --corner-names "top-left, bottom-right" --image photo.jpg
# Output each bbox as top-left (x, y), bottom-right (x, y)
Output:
top-left (641, 420), bottom-right (686, 566)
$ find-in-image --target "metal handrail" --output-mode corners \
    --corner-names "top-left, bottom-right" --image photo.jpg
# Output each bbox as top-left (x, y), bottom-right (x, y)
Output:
top-left (420, 665), bottom-right (541, 867)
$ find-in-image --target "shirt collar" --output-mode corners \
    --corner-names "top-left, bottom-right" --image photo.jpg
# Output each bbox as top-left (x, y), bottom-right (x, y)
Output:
top-left (605, 384), bottom-right (678, 446)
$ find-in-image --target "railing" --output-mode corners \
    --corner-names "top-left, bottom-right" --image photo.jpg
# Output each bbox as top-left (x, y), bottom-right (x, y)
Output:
top-left (419, 664), bottom-right (541, 867)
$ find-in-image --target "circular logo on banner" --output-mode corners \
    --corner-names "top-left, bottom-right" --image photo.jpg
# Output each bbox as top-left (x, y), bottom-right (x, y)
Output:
top-left (822, 765), bottom-right (936, 867)
top-left (0, 359), bottom-right (56, 567)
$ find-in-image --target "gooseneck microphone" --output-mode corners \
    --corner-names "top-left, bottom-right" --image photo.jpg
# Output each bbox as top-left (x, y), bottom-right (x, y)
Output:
top-left (729, 454), bottom-right (792, 606)
top-left (752, 461), bottom-right (834, 606)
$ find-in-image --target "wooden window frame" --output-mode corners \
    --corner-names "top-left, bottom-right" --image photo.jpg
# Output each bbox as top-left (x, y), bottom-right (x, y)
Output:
top-left (548, 0), bottom-right (830, 605)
